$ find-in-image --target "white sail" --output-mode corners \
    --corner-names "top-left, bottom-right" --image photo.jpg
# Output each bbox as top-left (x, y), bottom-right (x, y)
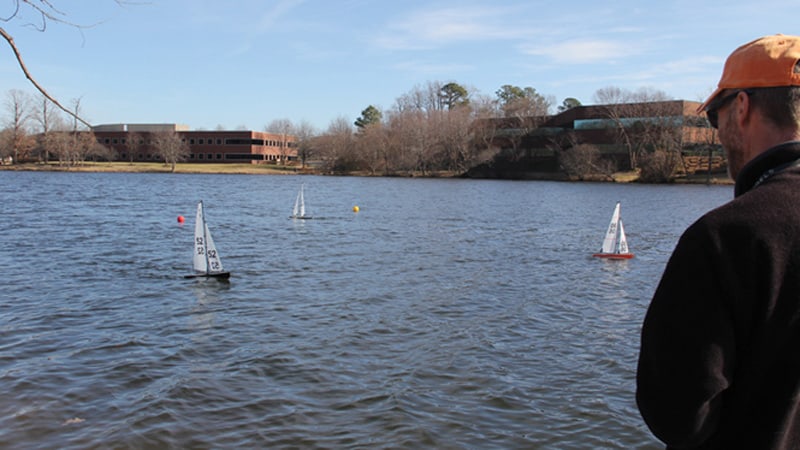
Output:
top-left (617, 220), bottom-right (629, 254)
top-left (203, 222), bottom-right (225, 273)
top-left (192, 201), bottom-right (225, 275)
top-left (599, 202), bottom-right (621, 254)
top-left (192, 201), bottom-right (208, 273)
top-left (291, 184), bottom-right (308, 219)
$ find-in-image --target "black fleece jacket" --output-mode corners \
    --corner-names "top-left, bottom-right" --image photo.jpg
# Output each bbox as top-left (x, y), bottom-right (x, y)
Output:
top-left (637, 142), bottom-right (800, 449)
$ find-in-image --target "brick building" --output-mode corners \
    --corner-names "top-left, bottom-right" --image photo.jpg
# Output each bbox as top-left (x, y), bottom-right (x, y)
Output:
top-left (91, 123), bottom-right (297, 164)
top-left (491, 100), bottom-right (720, 172)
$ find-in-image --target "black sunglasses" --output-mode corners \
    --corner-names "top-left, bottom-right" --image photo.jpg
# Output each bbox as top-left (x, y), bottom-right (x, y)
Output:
top-left (706, 89), bottom-right (754, 129)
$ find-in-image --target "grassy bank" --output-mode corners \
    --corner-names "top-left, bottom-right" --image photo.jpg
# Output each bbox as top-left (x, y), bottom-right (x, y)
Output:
top-left (0, 161), bottom-right (308, 175)
top-left (0, 161), bottom-right (733, 184)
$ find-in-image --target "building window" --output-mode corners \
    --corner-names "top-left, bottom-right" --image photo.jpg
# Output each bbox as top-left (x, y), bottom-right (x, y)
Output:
top-left (216, 153), bottom-right (222, 159)
top-left (207, 153), bottom-right (212, 159)
top-left (198, 138), bottom-right (204, 145)
top-left (216, 138), bottom-right (222, 145)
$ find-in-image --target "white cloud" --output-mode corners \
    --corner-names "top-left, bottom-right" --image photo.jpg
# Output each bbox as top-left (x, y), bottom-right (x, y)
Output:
top-left (522, 39), bottom-right (641, 64)
top-left (375, 6), bottom-right (529, 50)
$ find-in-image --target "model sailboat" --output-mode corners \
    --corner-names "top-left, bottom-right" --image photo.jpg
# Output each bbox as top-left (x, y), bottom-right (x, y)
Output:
top-left (185, 200), bottom-right (231, 279)
top-left (290, 183), bottom-right (311, 219)
top-left (592, 201), bottom-right (634, 259)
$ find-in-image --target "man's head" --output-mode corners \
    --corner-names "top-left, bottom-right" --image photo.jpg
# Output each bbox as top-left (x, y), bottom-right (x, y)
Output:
top-left (700, 35), bottom-right (800, 179)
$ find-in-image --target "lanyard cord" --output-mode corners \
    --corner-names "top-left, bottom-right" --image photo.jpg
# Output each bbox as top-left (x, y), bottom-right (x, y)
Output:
top-left (751, 158), bottom-right (800, 190)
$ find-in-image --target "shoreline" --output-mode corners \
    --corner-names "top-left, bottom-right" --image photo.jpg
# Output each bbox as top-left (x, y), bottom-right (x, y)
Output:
top-left (0, 162), bottom-right (734, 184)
top-left (0, 162), bottom-right (303, 175)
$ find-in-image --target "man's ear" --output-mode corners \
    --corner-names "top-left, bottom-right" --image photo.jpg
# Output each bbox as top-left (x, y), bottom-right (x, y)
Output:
top-left (734, 90), bottom-right (752, 128)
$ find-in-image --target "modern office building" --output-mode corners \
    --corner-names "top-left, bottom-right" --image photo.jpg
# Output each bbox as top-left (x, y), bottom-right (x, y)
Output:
top-left (91, 123), bottom-right (297, 164)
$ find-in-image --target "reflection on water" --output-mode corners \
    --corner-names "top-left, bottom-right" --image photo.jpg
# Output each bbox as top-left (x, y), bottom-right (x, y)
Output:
top-left (0, 171), bottom-right (730, 449)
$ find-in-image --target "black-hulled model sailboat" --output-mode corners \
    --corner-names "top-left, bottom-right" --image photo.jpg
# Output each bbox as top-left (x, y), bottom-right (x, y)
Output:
top-left (185, 200), bottom-right (231, 279)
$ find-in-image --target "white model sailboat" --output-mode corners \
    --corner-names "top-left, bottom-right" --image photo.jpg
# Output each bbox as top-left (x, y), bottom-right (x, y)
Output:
top-left (592, 201), bottom-right (634, 259)
top-left (290, 183), bottom-right (311, 219)
top-left (185, 200), bottom-right (231, 279)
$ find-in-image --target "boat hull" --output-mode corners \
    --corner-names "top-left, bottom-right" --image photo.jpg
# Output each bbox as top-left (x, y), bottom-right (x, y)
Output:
top-left (184, 271), bottom-right (231, 280)
top-left (592, 253), bottom-right (634, 260)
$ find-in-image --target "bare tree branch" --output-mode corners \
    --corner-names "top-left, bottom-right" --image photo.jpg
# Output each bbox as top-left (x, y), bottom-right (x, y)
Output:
top-left (0, 26), bottom-right (91, 127)
top-left (0, 1), bottom-right (146, 129)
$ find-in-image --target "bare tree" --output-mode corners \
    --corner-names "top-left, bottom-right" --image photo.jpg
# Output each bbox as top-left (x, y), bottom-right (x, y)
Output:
top-left (469, 94), bottom-right (502, 166)
top-left (292, 120), bottom-right (317, 169)
top-left (46, 128), bottom-right (75, 166)
top-left (638, 149), bottom-right (682, 183)
top-left (69, 97), bottom-right (87, 132)
top-left (265, 118), bottom-right (294, 164)
top-left (434, 105), bottom-right (474, 172)
top-left (124, 131), bottom-right (142, 163)
top-left (559, 143), bottom-right (613, 181)
top-left (495, 85), bottom-right (553, 160)
top-left (386, 108), bottom-right (433, 175)
top-left (32, 93), bottom-right (60, 162)
top-left (0, 127), bottom-right (13, 163)
top-left (86, 138), bottom-right (115, 162)
top-left (4, 89), bottom-right (33, 162)
top-left (72, 128), bottom-right (98, 163)
top-left (152, 130), bottom-right (189, 172)
top-left (592, 86), bottom-right (674, 170)
top-left (316, 116), bottom-right (354, 173)
top-left (395, 81), bottom-right (449, 113)
top-left (355, 122), bottom-right (388, 175)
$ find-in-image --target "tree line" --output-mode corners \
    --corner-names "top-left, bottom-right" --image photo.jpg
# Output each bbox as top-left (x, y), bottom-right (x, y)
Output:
top-left (297, 82), bottom-right (712, 181)
top-left (1, 80), bottom-right (713, 182)
top-left (295, 81), bottom-right (571, 176)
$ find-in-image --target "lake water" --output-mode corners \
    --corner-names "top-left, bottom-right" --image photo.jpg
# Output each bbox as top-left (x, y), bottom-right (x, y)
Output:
top-left (0, 171), bottom-right (732, 449)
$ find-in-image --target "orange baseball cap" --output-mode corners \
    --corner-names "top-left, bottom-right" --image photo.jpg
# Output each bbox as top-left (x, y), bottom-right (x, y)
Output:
top-left (698, 34), bottom-right (800, 112)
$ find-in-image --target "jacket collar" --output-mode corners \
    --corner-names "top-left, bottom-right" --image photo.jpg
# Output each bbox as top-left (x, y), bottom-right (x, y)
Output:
top-left (734, 141), bottom-right (800, 197)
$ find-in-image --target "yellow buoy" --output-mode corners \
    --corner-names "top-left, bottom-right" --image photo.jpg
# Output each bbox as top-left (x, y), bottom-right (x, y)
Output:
top-left (353, 205), bottom-right (360, 212)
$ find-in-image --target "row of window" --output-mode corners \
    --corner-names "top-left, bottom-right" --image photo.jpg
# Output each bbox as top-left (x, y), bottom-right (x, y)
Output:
top-left (99, 137), bottom-right (294, 147)
top-left (117, 153), bottom-right (288, 161)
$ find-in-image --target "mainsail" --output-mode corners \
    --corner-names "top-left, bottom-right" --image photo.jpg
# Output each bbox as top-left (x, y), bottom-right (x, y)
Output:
top-left (191, 201), bottom-right (227, 277)
top-left (193, 201), bottom-right (208, 273)
top-left (293, 184), bottom-right (305, 218)
top-left (599, 202), bottom-right (622, 254)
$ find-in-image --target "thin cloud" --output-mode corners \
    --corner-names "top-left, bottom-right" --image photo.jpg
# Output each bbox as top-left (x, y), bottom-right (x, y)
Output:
top-left (257, 0), bottom-right (307, 32)
top-left (392, 60), bottom-right (475, 76)
top-left (375, 6), bottom-right (530, 50)
top-left (522, 39), bottom-right (642, 64)
top-left (640, 55), bottom-right (723, 78)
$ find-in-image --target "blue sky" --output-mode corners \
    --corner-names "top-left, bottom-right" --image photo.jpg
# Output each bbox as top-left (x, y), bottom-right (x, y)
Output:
top-left (0, 1), bottom-right (797, 131)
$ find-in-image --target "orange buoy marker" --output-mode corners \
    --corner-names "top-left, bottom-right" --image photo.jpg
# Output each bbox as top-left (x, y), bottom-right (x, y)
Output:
top-left (353, 206), bottom-right (360, 213)
top-left (177, 215), bottom-right (185, 223)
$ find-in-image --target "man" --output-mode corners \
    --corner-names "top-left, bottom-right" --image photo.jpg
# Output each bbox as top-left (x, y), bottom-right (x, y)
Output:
top-left (637, 34), bottom-right (800, 449)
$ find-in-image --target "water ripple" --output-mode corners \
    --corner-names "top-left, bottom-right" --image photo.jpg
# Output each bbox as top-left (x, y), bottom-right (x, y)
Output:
top-left (0, 172), bottom-right (728, 449)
